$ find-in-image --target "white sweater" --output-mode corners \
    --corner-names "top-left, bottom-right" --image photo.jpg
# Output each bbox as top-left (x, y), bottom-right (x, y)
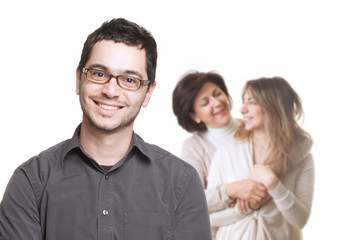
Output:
top-left (181, 118), bottom-right (241, 213)
top-left (207, 138), bottom-right (314, 240)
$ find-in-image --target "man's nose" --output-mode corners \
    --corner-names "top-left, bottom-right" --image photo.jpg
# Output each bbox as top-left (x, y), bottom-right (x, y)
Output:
top-left (102, 77), bottom-right (122, 98)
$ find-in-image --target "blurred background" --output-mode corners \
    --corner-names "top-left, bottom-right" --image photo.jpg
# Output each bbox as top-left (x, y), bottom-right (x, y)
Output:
top-left (0, 0), bottom-right (359, 239)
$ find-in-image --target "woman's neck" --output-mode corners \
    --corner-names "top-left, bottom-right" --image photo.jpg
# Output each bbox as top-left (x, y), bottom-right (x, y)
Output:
top-left (252, 130), bottom-right (271, 164)
top-left (206, 117), bottom-right (237, 146)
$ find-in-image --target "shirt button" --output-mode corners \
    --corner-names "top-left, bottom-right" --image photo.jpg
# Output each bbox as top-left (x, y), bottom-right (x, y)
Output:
top-left (105, 174), bottom-right (110, 180)
top-left (102, 210), bottom-right (109, 216)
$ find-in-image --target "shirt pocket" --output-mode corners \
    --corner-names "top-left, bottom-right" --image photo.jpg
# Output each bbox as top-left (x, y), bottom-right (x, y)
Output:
top-left (124, 211), bottom-right (170, 240)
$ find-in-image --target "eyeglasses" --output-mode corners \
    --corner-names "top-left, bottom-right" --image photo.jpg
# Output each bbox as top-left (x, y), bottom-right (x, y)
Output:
top-left (82, 68), bottom-right (151, 90)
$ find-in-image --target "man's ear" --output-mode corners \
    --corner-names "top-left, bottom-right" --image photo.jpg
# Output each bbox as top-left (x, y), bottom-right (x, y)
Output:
top-left (142, 81), bottom-right (157, 107)
top-left (188, 112), bottom-right (202, 124)
top-left (76, 68), bottom-right (81, 95)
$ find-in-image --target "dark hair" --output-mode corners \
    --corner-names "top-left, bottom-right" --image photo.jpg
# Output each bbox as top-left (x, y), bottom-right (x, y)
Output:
top-left (77, 18), bottom-right (157, 85)
top-left (172, 71), bottom-right (232, 133)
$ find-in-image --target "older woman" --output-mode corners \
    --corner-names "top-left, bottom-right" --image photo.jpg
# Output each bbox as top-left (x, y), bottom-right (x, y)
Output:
top-left (172, 71), bottom-right (267, 215)
top-left (208, 77), bottom-right (314, 239)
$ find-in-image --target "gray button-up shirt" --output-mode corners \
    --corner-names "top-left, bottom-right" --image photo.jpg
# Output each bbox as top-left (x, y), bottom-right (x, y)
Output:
top-left (0, 125), bottom-right (211, 239)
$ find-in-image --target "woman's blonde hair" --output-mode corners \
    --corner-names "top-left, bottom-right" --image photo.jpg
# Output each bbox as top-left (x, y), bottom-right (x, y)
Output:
top-left (234, 77), bottom-right (311, 178)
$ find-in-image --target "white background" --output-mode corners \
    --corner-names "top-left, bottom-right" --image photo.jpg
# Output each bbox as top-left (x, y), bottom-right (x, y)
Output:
top-left (1, 0), bottom-right (359, 239)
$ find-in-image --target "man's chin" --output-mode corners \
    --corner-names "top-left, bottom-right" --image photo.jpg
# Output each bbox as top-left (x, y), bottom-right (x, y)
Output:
top-left (89, 118), bottom-right (136, 134)
top-left (82, 109), bottom-right (139, 134)
top-left (92, 123), bottom-right (129, 134)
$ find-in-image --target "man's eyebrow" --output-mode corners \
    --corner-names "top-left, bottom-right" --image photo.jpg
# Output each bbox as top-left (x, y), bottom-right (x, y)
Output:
top-left (122, 70), bottom-right (144, 80)
top-left (87, 64), bottom-right (108, 71)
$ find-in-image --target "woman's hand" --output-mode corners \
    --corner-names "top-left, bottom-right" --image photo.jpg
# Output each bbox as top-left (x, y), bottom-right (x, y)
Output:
top-left (249, 164), bottom-right (280, 191)
top-left (234, 193), bottom-right (272, 213)
top-left (234, 199), bottom-right (249, 213)
top-left (226, 179), bottom-right (267, 203)
top-left (249, 193), bottom-right (272, 210)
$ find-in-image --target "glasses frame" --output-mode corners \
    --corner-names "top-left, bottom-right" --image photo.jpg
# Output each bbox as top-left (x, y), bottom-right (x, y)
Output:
top-left (82, 68), bottom-right (151, 90)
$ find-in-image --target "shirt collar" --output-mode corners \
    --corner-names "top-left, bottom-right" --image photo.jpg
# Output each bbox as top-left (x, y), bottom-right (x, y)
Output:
top-left (130, 132), bottom-right (152, 162)
top-left (61, 124), bottom-right (83, 162)
top-left (61, 124), bottom-right (152, 163)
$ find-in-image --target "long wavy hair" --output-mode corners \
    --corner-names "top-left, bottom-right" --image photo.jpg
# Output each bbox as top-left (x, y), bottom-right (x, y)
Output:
top-left (234, 77), bottom-right (311, 178)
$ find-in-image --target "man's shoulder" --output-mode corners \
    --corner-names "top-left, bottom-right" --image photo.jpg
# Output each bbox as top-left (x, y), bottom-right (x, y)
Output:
top-left (20, 139), bottom-right (71, 171)
top-left (135, 137), bottom-right (196, 173)
top-left (137, 139), bottom-right (204, 200)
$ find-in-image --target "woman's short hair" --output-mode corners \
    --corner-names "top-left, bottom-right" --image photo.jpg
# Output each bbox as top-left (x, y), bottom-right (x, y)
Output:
top-left (172, 71), bottom-right (232, 133)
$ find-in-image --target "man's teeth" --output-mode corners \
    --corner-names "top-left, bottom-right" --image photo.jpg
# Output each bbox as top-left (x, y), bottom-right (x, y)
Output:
top-left (98, 103), bottom-right (119, 110)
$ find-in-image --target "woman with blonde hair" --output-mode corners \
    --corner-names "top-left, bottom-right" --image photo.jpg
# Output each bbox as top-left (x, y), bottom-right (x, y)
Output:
top-left (208, 77), bottom-right (314, 239)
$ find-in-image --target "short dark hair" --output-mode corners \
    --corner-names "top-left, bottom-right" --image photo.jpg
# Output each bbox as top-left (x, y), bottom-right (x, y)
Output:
top-left (78, 18), bottom-right (157, 85)
top-left (172, 71), bottom-right (232, 133)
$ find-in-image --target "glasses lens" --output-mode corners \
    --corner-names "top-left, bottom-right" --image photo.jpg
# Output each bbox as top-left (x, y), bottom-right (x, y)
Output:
top-left (118, 76), bottom-right (140, 89)
top-left (88, 69), bottom-right (109, 83)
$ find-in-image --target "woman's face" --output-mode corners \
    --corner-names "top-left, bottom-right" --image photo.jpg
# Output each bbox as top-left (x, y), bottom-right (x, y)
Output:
top-left (191, 82), bottom-right (231, 129)
top-left (240, 89), bottom-right (266, 133)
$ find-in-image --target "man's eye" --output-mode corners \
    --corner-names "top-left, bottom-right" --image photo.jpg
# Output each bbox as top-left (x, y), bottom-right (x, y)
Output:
top-left (94, 71), bottom-right (105, 78)
top-left (124, 77), bottom-right (137, 84)
top-left (89, 70), bottom-right (106, 79)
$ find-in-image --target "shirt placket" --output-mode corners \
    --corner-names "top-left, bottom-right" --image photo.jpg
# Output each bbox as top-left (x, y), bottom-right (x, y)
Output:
top-left (98, 171), bottom-right (113, 240)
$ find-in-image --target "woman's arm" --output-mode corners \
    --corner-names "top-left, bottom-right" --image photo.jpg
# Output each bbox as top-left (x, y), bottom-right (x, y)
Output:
top-left (207, 149), bottom-right (267, 226)
top-left (209, 204), bottom-right (250, 227)
top-left (249, 153), bottom-right (315, 229)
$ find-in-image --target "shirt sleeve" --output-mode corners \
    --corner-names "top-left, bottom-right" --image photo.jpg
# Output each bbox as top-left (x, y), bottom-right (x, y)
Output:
top-left (269, 153), bottom-right (315, 229)
top-left (181, 138), bottom-right (232, 213)
top-left (0, 167), bottom-right (42, 239)
top-left (172, 165), bottom-right (212, 240)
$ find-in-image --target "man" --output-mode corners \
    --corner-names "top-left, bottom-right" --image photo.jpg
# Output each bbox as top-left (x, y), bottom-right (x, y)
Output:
top-left (0, 18), bottom-right (211, 239)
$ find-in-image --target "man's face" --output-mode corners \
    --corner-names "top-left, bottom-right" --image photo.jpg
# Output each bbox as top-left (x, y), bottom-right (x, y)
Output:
top-left (76, 40), bottom-right (156, 133)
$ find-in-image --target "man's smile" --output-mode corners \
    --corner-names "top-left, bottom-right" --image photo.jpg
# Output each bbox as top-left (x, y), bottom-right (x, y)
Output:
top-left (93, 100), bottom-right (125, 112)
